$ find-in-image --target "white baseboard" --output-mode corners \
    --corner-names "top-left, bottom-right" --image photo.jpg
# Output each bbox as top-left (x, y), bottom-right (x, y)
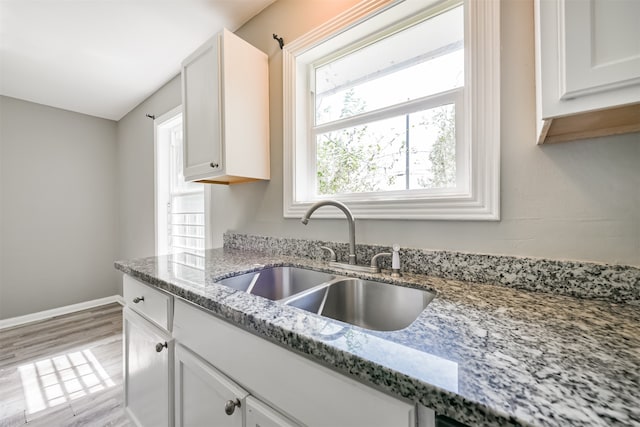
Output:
top-left (0, 295), bottom-right (124, 330)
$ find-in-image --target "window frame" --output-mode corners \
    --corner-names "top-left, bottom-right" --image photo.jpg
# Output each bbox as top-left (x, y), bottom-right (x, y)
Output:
top-left (283, 0), bottom-right (500, 220)
top-left (154, 106), bottom-right (211, 257)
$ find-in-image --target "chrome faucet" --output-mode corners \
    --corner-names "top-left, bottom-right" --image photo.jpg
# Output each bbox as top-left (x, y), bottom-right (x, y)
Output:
top-left (301, 200), bottom-right (397, 275)
top-left (301, 200), bottom-right (357, 265)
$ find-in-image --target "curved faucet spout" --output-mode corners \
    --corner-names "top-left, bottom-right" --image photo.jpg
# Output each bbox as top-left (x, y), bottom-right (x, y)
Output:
top-left (301, 200), bottom-right (356, 265)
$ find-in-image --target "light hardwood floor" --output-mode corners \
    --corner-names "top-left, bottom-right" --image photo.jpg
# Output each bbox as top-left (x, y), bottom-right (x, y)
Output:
top-left (0, 303), bottom-right (132, 426)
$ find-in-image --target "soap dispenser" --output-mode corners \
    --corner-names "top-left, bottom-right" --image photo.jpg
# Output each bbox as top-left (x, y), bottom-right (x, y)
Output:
top-left (391, 243), bottom-right (402, 278)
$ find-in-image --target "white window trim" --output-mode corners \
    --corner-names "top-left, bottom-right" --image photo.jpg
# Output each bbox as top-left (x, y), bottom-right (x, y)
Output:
top-left (154, 106), bottom-right (212, 256)
top-left (283, 0), bottom-right (500, 220)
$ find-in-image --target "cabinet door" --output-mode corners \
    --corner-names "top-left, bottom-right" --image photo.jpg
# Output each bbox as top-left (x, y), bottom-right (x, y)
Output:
top-left (123, 308), bottom-right (172, 427)
top-left (537, 0), bottom-right (640, 118)
top-left (562, 0), bottom-right (640, 100)
top-left (174, 344), bottom-right (248, 427)
top-left (174, 299), bottom-right (416, 427)
top-left (245, 396), bottom-right (301, 427)
top-left (182, 35), bottom-right (223, 181)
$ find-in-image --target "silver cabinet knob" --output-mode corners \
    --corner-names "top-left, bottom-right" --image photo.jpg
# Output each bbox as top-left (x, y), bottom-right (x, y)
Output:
top-left (210, 162), bottom-right (219, 168)
top-left (224, 399), bottom-right (241, 415)
top-left (155, 342), bottom-right (168, 352)
top-left (133, 296), bottom-right (144, 304)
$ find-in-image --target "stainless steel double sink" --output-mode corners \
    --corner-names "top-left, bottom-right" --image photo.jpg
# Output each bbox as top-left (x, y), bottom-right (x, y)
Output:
top-left (218, 266), bottom-right (435, 331)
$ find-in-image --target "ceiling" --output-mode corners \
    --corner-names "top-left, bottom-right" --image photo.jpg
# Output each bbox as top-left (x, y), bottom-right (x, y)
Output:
top-left (0, 0), bottom-right (275, 121)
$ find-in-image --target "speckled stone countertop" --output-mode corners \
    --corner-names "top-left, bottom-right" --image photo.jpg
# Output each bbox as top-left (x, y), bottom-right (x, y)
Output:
top-left (115, 249), bottom-right (640, 427)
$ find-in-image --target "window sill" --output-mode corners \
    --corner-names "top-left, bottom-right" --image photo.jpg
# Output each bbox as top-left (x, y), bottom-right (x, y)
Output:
top-left (283, 194), bottom-right (499, 220)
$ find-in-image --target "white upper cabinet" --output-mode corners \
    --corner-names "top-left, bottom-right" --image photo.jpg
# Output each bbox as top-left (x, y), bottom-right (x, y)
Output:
top-left (561, 0), bottom-right (639, 102)
top-left (535, 0), bottom-right (640, 144)
top-left (182, 29), bottom-right (270, 184)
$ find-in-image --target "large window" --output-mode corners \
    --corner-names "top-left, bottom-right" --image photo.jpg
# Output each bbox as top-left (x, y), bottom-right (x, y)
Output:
top-left (155, 107), bottom-right (205, 268)
top-left (283, 0), bottom-right (500, 220)
top-left (314, 5), bottom-right (463, 196)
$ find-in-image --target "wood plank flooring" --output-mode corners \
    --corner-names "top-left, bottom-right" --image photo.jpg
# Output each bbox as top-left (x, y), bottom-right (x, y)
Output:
top-left (0, 303), bottom-right (132, 426)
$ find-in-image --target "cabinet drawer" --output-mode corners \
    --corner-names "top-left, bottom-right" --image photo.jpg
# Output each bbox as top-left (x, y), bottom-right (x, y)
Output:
top-left (123, 275), bottom-right (172, 331)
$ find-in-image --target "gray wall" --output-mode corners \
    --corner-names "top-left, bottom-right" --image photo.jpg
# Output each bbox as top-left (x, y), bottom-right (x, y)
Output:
top-left (207, 0), bottom-right (640, 266)
top-left (113, 2), bottom-right (363, 268)
top-left (0, 96), bottom-right (119, 319)
top-left (116, 76), bottom-right (181, 263)
top-left (115, 0), bottom-right (639, 268)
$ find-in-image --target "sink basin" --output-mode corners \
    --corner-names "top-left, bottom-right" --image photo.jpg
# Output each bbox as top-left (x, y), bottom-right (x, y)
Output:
top-left (285, 278), bottom-right (435, 331)
top-left (218, 266), bottom-right (435, 331)
top-left (218, 267), bottom-right (334, 300)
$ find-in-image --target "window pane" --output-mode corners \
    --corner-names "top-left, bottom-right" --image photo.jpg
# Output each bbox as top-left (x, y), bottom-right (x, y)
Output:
top-left (316, 104), bottom-right (456, 196)
top-left (315, 5), bottom-right (463, 126)
top-left (408, 104), bottom-right (457, 189)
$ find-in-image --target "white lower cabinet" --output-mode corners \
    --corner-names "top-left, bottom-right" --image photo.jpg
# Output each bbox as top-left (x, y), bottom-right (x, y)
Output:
top-left (173, 299), bottom-right (430, 427)
top-left (122, 274), bottom-right (436, 427)
top-left (123, 307), bottom-right (173, 427)
top-left (175, 343), bottom-right (248, 427)
top-left (245, 396), bottom-right (300, 427)
top-left (175, 343), bottom-right (298, 427)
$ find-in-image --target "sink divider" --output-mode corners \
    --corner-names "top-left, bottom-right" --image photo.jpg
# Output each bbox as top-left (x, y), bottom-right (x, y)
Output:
top-left (245, 273), bottom-right (261, 294)
top-left (313, 287), bottom-right (331, 315)
top-left (280, 277), bottom-right (343, 312)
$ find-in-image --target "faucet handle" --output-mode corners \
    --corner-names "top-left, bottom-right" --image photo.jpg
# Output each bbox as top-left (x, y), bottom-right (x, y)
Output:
top-left (319, 246), bottom-right (337, 262)
top-left (370, 252), bottom-right (392, 273)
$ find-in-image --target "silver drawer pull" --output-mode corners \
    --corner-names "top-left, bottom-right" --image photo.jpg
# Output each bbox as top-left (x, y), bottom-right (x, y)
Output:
top-left (224, 399), bottom-right (240, 415)
top-left (133, 296), bottom-right (144, 304)
top-left (155, 342), bottom-right (168, 353)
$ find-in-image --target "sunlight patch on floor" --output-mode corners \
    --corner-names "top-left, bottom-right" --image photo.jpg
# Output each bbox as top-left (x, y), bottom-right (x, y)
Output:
top-left (18, 348), bottom-right (115, 415)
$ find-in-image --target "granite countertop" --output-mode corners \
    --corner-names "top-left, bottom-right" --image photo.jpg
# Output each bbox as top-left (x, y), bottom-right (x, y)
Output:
top-left (115, 248), bottom-right (640, 427)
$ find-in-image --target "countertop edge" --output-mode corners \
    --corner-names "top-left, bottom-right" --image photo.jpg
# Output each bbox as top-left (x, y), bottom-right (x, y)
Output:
top-left (114, 260), bottom-right (535, 427)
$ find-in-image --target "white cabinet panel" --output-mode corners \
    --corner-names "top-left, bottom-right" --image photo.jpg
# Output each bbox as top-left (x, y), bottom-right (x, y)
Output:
top-left (174, 344), bottom-right (248, 427)
top-left (562, 0), bottom-right (640, 99)
top-left (123, 307), bottom-right (173, 427)
top-left (537, 0), bottom-right (640, 117)
top-left (220, 28), bottom-right (270, 181)
top-left (182, 35), bottom-right (222, 180)
top-left (173, 299), bottom-right (417, 427)
top-left (245, 396), bottom-right (300, 427)
top-left (535, 0), bottom-right (640, 143)
top-left (181, 28), bottom-right (269, 184)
